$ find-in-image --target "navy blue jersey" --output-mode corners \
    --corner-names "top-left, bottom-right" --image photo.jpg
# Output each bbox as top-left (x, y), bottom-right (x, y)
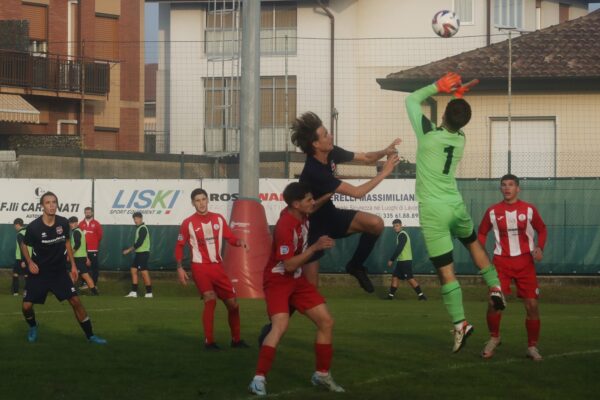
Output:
top-left (24, 215), bottom-right (70, 274)
top-left (299, 145), bottom-right (354, 216)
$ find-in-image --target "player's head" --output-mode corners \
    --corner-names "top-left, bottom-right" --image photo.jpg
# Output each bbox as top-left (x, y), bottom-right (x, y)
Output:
top-left (84, 207), bottom-right (93, 219)
top-left (392, 218), bottom-right (402, 232)
top-left (40, 192), bottom-right (58, 216)
top-left (283, 182), bottom-right (314, 215)
top-left (191, 188), bottom-right (209, 215)
top-left (500, 174), bottom-right (520, 202)
top-left (132, 211), bottom-right (143, 225)
top-left (291, 112), bottom-right (332, 156)
top-left (68, 216), bottom-right (78, 229)
top-left (13, 218), bottom-right (24, 230)
top-left (443, 99), bottom-right (471, 132)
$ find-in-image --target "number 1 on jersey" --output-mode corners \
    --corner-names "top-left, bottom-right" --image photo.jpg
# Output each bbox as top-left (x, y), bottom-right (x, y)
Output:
top-left (443, 146), bottom-right (454, 175)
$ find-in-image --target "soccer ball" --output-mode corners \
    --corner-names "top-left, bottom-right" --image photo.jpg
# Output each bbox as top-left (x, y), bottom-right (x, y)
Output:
top-left (432, 10), bottom-right (460, 38)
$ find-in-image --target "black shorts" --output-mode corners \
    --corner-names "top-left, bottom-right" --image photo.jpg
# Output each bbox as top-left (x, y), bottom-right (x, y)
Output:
top-left (392, 260), bottom-right (414, 280)
top-left (13, 260), bottom-right (28, 275)
top-left (23, 271), bottom-right (77, 304)
top-left (307, 208), bottom-right (358, 262)
top-left (74, 257), bottom-right (89, 274)
top-left (133, 252), bottom-right (150, 271)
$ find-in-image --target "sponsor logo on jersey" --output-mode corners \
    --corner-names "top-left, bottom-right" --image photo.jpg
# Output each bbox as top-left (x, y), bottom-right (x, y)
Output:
top-left (279, 245), bottom-right (289, 255)
top-left (177, 234), bottom-right (183, 241)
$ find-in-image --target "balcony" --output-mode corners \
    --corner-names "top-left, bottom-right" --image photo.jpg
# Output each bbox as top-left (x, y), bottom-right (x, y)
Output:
top-left (0, 49), bottom-right (110, 97)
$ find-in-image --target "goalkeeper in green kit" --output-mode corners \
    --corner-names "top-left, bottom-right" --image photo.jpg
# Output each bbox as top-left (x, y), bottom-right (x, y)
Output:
top-left (405, 72), bottom-right (506, 352)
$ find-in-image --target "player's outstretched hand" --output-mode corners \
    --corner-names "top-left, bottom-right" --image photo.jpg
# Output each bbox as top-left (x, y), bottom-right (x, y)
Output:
top-left (86, 258), bottom-right (91, 267)
top-left (70, 266), bottom-right (79, 283)
top-left (384, 138), bottom-right (401, 156)
top-left (381, 154), bottom-right (400, 176)
top-left (177, 267), bottom-right (189, 286)
top-left (28, 260), bottom-right (39, 274)
top-left (454, 79), bottom-right (479, 98)
top-left (314, 235), bottom-right (335, 251)
top-left (436, 72), bottom-right (462, 93)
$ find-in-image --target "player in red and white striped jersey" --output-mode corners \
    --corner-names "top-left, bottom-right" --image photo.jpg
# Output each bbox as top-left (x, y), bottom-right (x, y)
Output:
top-left (175, 188), bottom-right (249, 350)
top-left (248, 182), bottom-right (344, 396)
top-left (478, 174), bottom-right (547, 361)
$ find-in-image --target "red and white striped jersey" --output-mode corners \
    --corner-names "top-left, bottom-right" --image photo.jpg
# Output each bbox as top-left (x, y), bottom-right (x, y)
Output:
top-left (175, 212), bottom-right (238, 264)
top-left (264, 208), bottom-right (309, 282)
top-left (478, 200), bottom-right (547, 257)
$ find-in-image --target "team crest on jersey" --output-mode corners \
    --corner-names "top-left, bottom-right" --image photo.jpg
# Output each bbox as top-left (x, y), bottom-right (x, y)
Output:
top-left (213, 223), bottom-right (220, 230)
top-left (330, 161), bottom-right (337, 173)
top-left (56, 226), bottom-right (63, 235)
top-left (518, 214), bottom-right (526, 221)
top-left (279, 245), bottom-right (289, 255)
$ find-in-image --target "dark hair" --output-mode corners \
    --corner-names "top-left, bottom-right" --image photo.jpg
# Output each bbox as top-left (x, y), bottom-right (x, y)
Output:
top-left (84, 207), bottom-right (93, 212)
top-left (68, 216), bottom-right (78, 223)
top-left (13, 218), bottom-right (24, 225)
top-left (283, 182), bottom-right (312, 206)
top-left (392, 219), bottom-right (402, 225)
top-left (444, 99), bottom-right (471, 132)
top-left (290, 112), bottom-right (323, 156)
top-left (132, 211), bottom-right (143, 218)
top-left (191, 188), bottom-right (208, 201)
top-left (501, 174), bottom-right (520, 186)
top-left (40, 191), bottom-right (58, 205)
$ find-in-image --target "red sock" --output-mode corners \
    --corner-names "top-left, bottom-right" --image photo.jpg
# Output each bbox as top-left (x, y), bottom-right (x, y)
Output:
top-left (526, 318), bottom-right (541, 347)
top-left (227, 304), bottom-right (241, 342)
top-left (315, 343), bottom-right (333, 373)
top-left (255, 345), bottom-right (276, 377)
top-left (487, 311), bottom-right (502, 338)
top-left (203, 299), bottom-right (216, 344)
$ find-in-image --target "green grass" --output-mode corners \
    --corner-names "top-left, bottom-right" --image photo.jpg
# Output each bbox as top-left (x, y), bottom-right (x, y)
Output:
top-left (1, 279), bottom-right (599, 400)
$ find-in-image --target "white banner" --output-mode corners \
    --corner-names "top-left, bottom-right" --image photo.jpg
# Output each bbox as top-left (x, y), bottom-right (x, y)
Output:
top-left (0, 179), bottom-right (92, 224)
top-left (202, 178), bottom-right (419, 226)
top-left (94, 179), bottom-right (202, 225)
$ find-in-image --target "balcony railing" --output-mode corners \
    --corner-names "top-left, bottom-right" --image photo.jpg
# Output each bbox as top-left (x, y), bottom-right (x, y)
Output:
top-left (0, 49), bottom-right (110, 95)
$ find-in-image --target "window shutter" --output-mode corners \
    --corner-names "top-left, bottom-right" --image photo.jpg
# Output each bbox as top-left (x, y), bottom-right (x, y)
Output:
top-left (95, 15), bottom-right (118, 60)
top-left (22, 4), bottom-right (48, 41)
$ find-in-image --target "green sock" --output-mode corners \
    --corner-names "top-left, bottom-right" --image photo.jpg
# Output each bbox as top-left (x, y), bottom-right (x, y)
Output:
top-left (480, 265), bottom-right (501, 288)
top-left (441, 281), bottom-right (465, 324)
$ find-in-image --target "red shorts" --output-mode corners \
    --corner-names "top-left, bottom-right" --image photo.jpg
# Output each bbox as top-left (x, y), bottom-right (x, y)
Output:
top-left (190, 262), bottom-right (236, 300)
top-left (263, 275), bottom-right (325, 317)
top-left (493, 254), bottom-right (539, 299)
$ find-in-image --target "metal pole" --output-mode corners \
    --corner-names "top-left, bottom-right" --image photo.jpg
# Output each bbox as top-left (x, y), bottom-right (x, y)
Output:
top-left (507, 30), bottom-right (512, 174)
top-left (284, 34), bottom-right (289, 178)
top-left (239, 0), bottom-right (260, 198)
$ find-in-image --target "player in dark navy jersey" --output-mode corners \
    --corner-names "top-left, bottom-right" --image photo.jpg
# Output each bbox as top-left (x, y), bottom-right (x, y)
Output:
top-left (20, 192), bottom-right (106, 344)
top-left (293, 111), bottom-right (400, 293)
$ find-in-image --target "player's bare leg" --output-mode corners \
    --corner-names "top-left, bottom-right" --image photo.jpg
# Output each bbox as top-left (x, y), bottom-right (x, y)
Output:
top-left (125, 268), bottom-right (139, 297)
top-left (67, 296), bottom-right (107, 344)
top-left (80, 272), bottom-right (99, 295)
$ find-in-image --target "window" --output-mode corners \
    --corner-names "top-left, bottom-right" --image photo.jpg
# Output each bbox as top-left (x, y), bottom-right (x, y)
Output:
top-left (490, 117), bottom-right (556, 178)
top-left (205, 2), bottom-right (297, 57)
top-left (453, 0), bottom-right (474, 25)
top-left (494, 0), bottom-right (523, 29)
top-left (22, 3), bottom-right (48, 54)
top-left (204, 76), bottom-right (297, 152)
top-left (559, 3), bottom-right (570, 24)
top-left (95, 15), bottom-right (119, 61)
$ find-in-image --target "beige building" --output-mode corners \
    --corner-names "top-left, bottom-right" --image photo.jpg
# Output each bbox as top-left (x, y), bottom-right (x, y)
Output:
top-left (378, 9), bottom-right (600, 178)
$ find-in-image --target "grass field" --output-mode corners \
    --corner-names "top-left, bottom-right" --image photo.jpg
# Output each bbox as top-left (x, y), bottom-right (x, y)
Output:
top-left (1, 277), bottom-right (599, 400)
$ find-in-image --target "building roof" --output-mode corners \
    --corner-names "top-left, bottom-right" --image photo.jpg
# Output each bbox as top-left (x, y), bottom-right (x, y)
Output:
top-left (378, 9), bottom-right (600, 93)
top-left (145, 63), bottom-right (158, 102)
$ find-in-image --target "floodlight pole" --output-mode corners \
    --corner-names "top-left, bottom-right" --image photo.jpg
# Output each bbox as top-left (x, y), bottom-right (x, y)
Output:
top-left (498, 27), bottom-right (516, 174)
top-left (239, 0), bottom-right (261, 198)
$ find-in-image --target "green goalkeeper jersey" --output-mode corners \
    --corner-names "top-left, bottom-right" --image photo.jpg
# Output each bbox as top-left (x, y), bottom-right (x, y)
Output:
top-left (405, 83), bottom-right (465, 204)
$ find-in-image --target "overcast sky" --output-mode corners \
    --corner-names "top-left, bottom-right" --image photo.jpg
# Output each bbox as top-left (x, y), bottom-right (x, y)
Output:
top-left (144, 2), bottom-right (600, 64)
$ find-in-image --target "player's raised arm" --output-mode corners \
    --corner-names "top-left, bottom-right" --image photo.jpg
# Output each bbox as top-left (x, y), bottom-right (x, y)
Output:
top-left (335, 154), bottom-right (400, 199)
top-left (283, 235), bottom-right (335, 273)
top-left (353, 138), bottom-right (401, 164)
top-left (405, 72), bottom-right (462, 138)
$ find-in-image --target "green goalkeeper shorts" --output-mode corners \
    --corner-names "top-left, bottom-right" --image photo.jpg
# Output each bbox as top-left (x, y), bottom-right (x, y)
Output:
top-left (418, 201), bottom-right (474, 258)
